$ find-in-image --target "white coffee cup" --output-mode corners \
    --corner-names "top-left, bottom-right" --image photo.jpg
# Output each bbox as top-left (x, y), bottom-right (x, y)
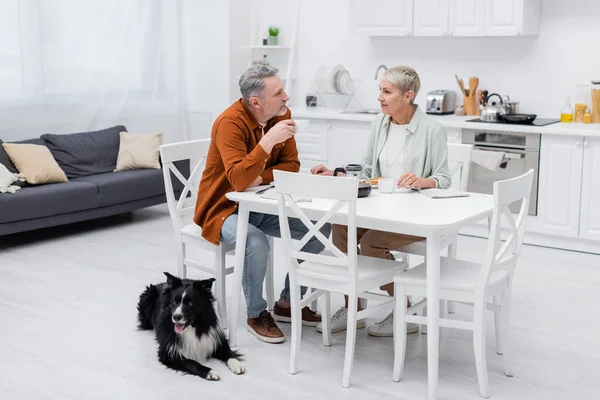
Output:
top-left (378, 178), bottom-right (395, 194)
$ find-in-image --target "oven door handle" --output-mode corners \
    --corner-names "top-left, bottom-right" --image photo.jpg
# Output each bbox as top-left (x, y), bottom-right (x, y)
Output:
top-left (503, 152), bottom-right (524, 160)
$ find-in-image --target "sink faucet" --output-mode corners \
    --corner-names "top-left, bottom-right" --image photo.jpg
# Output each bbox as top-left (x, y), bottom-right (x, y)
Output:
top-left (374, 64), bottom-right (388, 79)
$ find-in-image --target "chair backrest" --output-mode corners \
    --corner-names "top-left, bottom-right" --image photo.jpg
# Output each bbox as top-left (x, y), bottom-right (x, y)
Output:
top-left (447, 143), bottom-right (473, 191)
top-left (273, 170), bottom-right (360, 282)
top-left (159, 139), bottom-right (211, 231)
top-left (476, 169), bottom-right (534, 297)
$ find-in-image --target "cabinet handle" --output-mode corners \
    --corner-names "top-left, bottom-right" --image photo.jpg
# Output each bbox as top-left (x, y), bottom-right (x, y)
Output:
top-left (576, 140), bottom-right (581, 147)
top-left (584, 140), bottom-right (589, 147)
top-left (455, 132), bottom-right (460, 138)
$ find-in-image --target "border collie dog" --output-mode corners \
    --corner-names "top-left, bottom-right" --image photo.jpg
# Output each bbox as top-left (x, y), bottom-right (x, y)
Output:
top-left (137, 272), bottom-right (244, 380)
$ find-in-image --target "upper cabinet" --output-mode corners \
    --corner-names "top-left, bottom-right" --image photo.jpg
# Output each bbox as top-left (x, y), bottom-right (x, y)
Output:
top-left (449, 0), bottom-right (485, 36)
top-left (485, 0), bottom-right (541, 36)
top-left (350, 0), bottom-right (413, 36)
top-left (414, 0), bottom-right (449, 36)
top-left (350, 0), bottom-right (541, 37)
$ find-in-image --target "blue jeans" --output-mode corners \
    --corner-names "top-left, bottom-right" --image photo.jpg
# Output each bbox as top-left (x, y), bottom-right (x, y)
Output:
top-left (220, 212), bottom-right (332, 318)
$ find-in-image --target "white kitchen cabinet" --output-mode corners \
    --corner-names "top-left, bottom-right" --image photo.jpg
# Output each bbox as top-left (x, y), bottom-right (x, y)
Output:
top-left (295, 122), bottom-right (330, 174)
top-left (579, 137), bottom-right (600, 241)
top-left (485, 0), bottom-right (541, 36)
top-left (449, 0), bottom-right (485, 36)
top-left (536, 135), bottom-right (583, 238)
top-left (327, 122), bottom-right (371, 168)
top-left (446, 127), bottom-right (462, 143)
top-left (349, 0), bottom-right (413, 36)
top-left (414, 0), bottom-right (449, 36)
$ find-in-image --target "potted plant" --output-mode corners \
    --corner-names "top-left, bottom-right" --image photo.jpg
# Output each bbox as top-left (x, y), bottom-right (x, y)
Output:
top-left (267, 26), bottom-right (279, 46)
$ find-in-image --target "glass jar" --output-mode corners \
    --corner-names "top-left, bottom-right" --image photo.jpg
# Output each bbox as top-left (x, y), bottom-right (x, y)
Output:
top-left (574, 84), bottom-right (591, 123)
top-left (344, 164), bottom-right (372, 198)
top-left (592, 81), bottom-right (600, 123)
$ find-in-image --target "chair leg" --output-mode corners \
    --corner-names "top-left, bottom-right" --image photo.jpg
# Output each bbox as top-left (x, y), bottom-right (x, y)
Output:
top-left (447, 234), bottom-right (458, 314)
top-left (421, 305), bottom-right (427, 334)
top-left (493, 295), bottom-right (503, 355)
top-left (214, 246), bottom-right (228, 330)
top-left (176, 240), bottom-right (187, 279)
top-left (392, 282), bottom-right (407, 382)
top-left (266, 237), bottom-right (275, 311)
top-left (289, 276), bottom-right (302, 375)
top-left (473, 304), bottom-right (491, 398)
top-left (500, 288), bottom-right (514, 377)
top-left (322, 291), bottom-right (331, 347)
top-left (310, 287), bottom-right (318, 312)
top-left (342, 294), bottom-right (359, 388)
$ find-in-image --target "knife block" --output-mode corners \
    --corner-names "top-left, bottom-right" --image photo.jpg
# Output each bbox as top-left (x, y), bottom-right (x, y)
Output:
top-left (463, 94), bottom-right (477, 116)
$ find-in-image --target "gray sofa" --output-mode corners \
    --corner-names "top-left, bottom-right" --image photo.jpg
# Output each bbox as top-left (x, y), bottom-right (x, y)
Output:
top-left (0, 125), bottom-right (187, 237)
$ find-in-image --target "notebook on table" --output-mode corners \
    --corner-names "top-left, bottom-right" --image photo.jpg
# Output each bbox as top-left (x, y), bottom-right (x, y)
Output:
top-left (417, 188), bottom-right (470, 199)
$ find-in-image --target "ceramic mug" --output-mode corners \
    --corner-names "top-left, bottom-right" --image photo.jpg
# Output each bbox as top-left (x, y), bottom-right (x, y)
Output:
top-left (378, 178), bottom-right (395, 194)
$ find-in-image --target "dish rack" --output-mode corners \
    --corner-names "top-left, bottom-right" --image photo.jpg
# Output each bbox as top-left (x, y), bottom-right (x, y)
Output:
top-left (312, 77), bottom-right (367, 112)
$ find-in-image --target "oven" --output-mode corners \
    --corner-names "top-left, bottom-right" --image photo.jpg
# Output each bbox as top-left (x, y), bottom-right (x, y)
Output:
top-left (462, 129), bottom-right (540, 216)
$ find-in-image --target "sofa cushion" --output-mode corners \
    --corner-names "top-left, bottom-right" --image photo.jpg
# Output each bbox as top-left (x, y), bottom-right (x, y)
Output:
top-left (0, 181), bottom-right (100, 224)
top-left (72, 169), bottom-right (166, 207)
top-left (41, 125), bottom-right (126, 179)
top-left (2, 143), bottom-right (69, 185)
top-left (114, 131), bottom-right (163, 171)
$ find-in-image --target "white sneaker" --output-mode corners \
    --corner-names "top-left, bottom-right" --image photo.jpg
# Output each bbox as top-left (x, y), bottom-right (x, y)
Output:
top-left (316, 307), bottom-right (366, 333)
top-left (367, 312), bottom-right (419, 337)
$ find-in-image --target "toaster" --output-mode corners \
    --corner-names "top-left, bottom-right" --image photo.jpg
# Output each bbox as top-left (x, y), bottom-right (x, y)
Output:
top-left (426, 90), bottom-right (456, 115)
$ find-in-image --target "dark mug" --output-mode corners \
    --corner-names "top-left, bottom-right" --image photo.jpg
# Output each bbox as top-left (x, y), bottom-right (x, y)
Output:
top-left (305, 94), bottom-right (317, 107)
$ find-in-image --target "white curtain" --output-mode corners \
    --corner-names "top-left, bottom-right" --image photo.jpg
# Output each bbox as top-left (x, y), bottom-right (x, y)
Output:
top-left (0, 0), bottom-right (186, 143)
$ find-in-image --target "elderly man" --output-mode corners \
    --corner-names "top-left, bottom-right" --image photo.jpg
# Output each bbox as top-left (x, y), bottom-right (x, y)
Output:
top-left (193, 65), bottom-right (330, 344)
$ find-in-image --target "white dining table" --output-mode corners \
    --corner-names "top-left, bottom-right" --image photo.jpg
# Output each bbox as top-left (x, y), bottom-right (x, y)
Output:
top-left (226, 187), bottom-right (494, 399)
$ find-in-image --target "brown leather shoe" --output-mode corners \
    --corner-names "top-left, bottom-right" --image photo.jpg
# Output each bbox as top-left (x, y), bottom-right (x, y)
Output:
top-left (247, 310), bottom-right (284, 344)
top-left (273, 302), bottom-right (322, 327)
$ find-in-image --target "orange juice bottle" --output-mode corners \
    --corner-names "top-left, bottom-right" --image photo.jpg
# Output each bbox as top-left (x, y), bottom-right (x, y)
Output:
top-left (561, 97), bottom-right (574, 122)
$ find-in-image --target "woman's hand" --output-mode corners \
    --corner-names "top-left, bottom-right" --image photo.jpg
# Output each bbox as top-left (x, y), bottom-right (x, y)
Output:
top-left (397, 172), bottom-right (435, 189)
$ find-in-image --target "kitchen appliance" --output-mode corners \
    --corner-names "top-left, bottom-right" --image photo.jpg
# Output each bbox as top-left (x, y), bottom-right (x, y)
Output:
top-left (479, 93), bottom-right (505, 122)
top-left (466, 117), bottom-right (560, 127)
top-left (426, 90), bottom-right (456, 115)
top-left (462, 129), bottom-right (540, 216)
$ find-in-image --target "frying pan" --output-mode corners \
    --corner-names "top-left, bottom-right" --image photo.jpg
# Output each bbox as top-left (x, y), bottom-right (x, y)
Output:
top-left (500, 113), bottom-right (537, 124)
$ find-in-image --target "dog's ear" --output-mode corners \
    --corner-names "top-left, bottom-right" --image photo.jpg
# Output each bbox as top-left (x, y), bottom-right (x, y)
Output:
top-left (193, 277), bottom-right (216, 292)
top-left (163, 272), bottom-right (183, 288)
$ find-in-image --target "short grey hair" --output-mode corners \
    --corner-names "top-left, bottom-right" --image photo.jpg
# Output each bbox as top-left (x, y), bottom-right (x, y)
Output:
top-left (239, 65), bottom-right (278, 105)
top-left (381, 66), bottom-right (421, 104)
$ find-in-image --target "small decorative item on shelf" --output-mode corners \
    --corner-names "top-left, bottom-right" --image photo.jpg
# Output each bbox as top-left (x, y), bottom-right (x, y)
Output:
top-left (268, 26), bottom-right (279, 46)
top-left (262, 38), bottom-right (268, 45)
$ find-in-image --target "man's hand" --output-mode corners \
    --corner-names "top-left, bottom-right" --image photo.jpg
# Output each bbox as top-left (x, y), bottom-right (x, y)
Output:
top-left (248, 175), bottom-right (263, 188)
top-left (311, 164), bottom-right (334, 176)
top-left (260, 120), bottom-right (296, 154)
top-left (397, 172), bottom-right (435, 189)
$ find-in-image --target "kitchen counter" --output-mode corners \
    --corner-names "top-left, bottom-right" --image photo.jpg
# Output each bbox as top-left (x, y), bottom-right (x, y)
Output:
top-left (291, 107), bottom-right (600, 138)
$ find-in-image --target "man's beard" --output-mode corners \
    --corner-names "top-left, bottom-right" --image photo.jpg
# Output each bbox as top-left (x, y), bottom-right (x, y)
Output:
top-left (266, 104), bottom-right (287, 118)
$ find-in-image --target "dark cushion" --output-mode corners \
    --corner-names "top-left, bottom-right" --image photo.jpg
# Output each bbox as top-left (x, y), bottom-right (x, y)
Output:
top-left (41, 125), bottom-right (126, 179)
top-left (0, 181), bottom-right (100, 224)
top-left (0, 139), bottom-right (18, 173)
top-left (72, 169), bottom-right (166, 207)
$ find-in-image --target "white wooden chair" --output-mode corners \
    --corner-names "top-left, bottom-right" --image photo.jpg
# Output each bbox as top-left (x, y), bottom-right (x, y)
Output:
top-left (392, 169), bottom-right (534, 398)
top-left (397, 142), bottom-right (474, 315)
top-left (160, 139), bottom-right (276, 329)
top-left (273, 170), bottom-right (408, 388)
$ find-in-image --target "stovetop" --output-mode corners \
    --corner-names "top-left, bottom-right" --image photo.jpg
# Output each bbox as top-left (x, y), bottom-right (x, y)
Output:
top-left (466, 118), bottom-right (561, 127)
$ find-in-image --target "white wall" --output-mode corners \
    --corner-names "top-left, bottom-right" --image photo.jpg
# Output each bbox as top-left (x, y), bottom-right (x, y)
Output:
top-left (231, 0), bottom-right (600, 117)
top-left (181, 0), bottom-right (231, 140)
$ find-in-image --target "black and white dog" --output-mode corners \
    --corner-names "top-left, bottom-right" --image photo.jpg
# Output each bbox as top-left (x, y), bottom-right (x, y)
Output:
top-left (137, 272), bottom-right (244, 380)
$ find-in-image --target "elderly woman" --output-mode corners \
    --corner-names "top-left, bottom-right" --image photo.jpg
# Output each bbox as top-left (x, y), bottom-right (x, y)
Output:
top-left (311, 65), bottom-right (451, 337)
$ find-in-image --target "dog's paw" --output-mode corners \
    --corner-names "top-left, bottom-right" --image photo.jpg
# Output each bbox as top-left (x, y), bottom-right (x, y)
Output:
top-left (227, 358), bottom-right (245, 375)
top-left (206, 370), bottom-right (220, 381)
